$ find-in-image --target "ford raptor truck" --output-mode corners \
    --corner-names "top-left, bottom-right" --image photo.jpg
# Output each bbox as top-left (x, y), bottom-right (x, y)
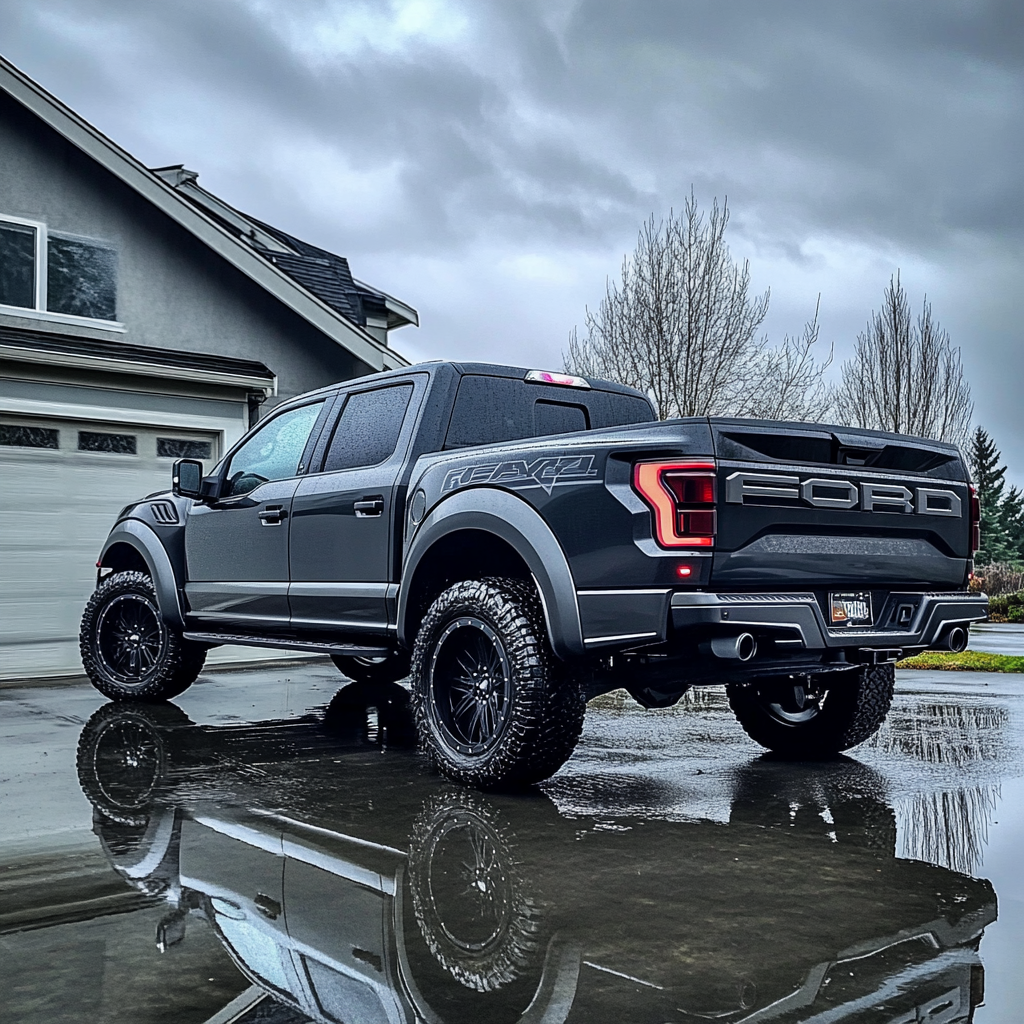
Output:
top-left (79, 361), bottom-right (988, 786)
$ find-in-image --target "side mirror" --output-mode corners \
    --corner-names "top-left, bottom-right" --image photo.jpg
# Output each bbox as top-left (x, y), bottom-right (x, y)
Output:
top-left (172, 459), bottom-right (204, 498)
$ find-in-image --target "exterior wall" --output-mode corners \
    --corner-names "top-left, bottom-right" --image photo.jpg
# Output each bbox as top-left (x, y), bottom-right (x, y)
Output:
top-left (0, 91), bottom-right (376, 406)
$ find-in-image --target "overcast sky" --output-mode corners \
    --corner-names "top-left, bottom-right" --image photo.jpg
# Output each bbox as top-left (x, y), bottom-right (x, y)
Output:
top-left (2, 0), bottom-right (1022, 478)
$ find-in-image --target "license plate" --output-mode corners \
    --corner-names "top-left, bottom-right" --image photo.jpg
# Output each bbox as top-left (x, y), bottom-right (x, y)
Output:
top-left (830, 591), bottom-right (872, 626)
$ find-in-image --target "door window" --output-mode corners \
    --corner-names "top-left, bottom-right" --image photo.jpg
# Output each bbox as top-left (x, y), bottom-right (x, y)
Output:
top-left (323, 384), bottom-right (413, 472)
top-left (225, 401), bottom-right (325, 497)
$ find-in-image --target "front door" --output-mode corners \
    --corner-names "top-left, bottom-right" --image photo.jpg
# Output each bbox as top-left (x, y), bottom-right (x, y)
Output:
top-left (289, 382), bottom-right (418, 634)
top-left (185, 400), bottom-right (327, 630)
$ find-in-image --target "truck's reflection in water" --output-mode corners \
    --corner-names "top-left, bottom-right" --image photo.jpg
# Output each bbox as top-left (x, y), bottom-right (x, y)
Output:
top-left (77, 684), bottom-right (996, 1024)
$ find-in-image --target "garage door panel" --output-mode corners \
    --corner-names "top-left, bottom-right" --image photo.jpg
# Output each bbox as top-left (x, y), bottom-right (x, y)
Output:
top-left (1, 414), bottom-right (220, 678)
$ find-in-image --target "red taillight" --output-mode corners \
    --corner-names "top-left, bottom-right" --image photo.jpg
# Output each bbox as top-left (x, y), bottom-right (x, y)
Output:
top-left (634, 460), bottom-right (717, 548)
top-left (970, 485), bottom-right (981, 555)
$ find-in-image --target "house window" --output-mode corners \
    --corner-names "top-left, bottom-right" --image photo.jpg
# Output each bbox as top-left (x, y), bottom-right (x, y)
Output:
top-left (0, 221), bottom-right (36, 309)
top-left (0, 215), bottom-right (118, 323)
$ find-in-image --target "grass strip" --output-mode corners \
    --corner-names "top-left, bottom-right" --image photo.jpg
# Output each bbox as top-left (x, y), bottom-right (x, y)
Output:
top-left (896, 650), bottom-right (1024, 672)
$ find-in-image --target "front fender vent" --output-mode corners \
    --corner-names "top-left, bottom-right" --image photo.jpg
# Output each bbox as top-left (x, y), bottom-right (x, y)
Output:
top-left (150, 501), bottom-right (179, 525)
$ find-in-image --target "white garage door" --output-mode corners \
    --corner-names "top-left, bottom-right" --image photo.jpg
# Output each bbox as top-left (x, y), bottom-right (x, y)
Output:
top-left (0, 414), bottom-right (220, 678)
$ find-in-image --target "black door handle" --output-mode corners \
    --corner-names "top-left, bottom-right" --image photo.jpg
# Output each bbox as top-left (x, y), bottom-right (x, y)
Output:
top-left (354, 496), bottom-right (385, 517)
top-left (258, 505), bottom-right (287, 526)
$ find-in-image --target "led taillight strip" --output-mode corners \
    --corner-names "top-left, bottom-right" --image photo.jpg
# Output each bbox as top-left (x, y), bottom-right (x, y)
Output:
top-left (969, 485), bottom-right (981, 555)
top-left (634, 460), bottom-right (717, 548)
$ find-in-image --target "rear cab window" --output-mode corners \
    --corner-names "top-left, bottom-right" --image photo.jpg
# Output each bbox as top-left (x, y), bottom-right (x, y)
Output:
top-left (444, 374), bottom-right (654, 450)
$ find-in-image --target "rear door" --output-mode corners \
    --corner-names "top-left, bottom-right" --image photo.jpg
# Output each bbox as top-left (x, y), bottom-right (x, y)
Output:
top-left (710, 421), bottom-right (971, 590)
top-left (288, 378), bottom-right (423, 634)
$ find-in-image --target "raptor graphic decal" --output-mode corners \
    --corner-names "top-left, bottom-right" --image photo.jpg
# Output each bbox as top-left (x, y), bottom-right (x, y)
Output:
top-left (442, 454), bottom-right (599, 496)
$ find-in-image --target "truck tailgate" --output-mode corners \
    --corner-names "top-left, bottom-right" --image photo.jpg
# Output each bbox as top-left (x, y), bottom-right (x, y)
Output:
top-left (709, 420), bottom-right (971, 589)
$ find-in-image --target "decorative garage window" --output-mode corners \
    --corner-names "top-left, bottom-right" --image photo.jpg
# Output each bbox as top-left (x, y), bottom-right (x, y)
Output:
top-left (0, 215), bottom-right (118, 324)
top-left (78, 430), bottom-right (137, 454)
top-left (157, 437), bottom-right (213, 459)
top-left (0, 424), bottom-right (59, 448)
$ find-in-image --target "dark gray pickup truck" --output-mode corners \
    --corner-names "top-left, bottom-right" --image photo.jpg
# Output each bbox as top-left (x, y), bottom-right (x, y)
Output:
top-left (80, 361), bottom-right (987, 785)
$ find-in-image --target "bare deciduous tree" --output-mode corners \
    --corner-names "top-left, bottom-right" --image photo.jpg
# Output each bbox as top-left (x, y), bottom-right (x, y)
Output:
top-left (565, 192), bottom-right (832, 421)
top-left (836, 273), bottom-right (973, 447)
top-left (740, 297), bottom-right (834, 421)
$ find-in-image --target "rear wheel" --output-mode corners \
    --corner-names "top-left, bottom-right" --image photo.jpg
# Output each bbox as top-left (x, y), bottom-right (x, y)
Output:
top-left (80, 571), bottom-right (206, 702)
top-left (411, 578), bottom-right (585, 788)
top-left (726, 664), bottom-right (895, 758)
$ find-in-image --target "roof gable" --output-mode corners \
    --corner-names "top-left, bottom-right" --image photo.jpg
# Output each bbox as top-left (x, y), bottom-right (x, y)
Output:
top-left (0, 55), bottom-right (412, 372)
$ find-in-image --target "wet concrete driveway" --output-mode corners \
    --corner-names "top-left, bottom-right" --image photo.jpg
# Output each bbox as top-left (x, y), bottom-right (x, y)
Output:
top-left (2, 662), bottom-right (1022, 1024)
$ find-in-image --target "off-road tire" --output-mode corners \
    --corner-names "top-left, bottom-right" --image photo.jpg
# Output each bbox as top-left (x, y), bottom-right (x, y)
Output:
top-left (407, 789), bottom-right (546, 994)
top-left (411, 578), bottom-right (585, 788)
top-left (75, 701), bottom-right (190, 825)
top-left (80, 571), bottom-right (206, 702)
top-left (330, 651), bottom-right (411, 685)
top-left (727, 664), bottom-right (895, 758)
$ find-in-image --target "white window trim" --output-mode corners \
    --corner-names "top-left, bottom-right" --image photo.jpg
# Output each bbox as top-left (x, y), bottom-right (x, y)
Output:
top-left (0, 213), bottom-right (125, 330)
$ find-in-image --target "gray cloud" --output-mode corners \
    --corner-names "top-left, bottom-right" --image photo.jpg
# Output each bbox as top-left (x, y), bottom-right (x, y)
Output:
top-left (2, 0), bottom-right (1022, 474)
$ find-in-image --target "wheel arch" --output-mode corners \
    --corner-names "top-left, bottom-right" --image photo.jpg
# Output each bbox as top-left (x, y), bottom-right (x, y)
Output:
top-left (398, 489), bottom-right (584, 659)
top-left (99, 520), bottom-right (186, 631)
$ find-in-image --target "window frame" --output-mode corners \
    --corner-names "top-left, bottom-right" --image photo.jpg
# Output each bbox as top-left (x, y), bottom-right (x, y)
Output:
top-left (0, 213), bottom-right (124, 330)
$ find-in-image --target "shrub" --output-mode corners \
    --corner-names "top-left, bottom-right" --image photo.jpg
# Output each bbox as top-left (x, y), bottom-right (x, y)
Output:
top-left (973, 562), bottom-right (1024, 596)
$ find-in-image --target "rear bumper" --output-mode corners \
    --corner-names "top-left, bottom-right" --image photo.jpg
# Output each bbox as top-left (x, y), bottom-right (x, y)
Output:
top-left (669, 591), bottom-right (988, 651)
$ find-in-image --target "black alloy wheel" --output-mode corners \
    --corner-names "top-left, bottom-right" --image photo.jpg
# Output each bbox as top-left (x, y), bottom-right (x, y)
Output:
top-left (726, 663), bottom-right (895, 758)
top-left (80, 571), bottom-right (207, 702)
top-left (430, 616), bottom-right (513, 757)
top-left (96, 593), bottom-right (166, 685)
top-left (423, 802), bottom-right (513, 962)
top-left (411, 578), bottom-right (585, 788)
top-left (76, 701), bottom-right (190, 825)
top-left (91, 716), bottom-right (164, 814)
top-left (407, 790), bottom-right (546, 1001)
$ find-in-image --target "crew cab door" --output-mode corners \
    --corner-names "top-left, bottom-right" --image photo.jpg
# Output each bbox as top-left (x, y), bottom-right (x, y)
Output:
top-left (184, 400), bottom-right (328, 629)
top-left (289, 379), bottom-right (421, 634)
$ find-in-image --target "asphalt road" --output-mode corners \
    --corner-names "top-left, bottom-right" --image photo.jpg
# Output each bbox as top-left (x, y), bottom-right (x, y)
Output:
top-left (969, 622), bottom-right (1024, 657)
top-left (2, 662), bottom-right (1022, 1024)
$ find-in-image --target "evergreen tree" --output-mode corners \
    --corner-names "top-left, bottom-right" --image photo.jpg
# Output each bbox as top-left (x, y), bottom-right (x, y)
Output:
top-left (1000, 485), bottom-right (1024, 564)
top-left (968, 427), bottom-right (1013, 564)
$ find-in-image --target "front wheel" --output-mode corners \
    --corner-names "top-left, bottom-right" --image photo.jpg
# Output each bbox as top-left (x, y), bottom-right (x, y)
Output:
top-left (411, 579), bottom-right (585, 788)
top-left (80, 571), bottom-right (206, 702)
top-left (726, 664), bottom-right (895, 758)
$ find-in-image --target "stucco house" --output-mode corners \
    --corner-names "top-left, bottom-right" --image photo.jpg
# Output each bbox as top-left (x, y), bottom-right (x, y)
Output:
top-left (0, 55), bottom-right (417, 678)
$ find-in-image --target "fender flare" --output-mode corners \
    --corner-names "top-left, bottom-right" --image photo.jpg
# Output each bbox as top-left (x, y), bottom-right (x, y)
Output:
top-left (398, 488), bottom-right (584, 659)
top-left (100, 520), bottom-right (186, 630)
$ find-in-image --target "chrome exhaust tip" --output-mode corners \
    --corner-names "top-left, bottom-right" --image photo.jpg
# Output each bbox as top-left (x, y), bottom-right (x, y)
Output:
top-left (707, 633), bottom-right (757, 662)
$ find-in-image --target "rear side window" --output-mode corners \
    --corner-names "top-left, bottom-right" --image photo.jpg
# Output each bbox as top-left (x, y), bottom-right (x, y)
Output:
top-left (323, 384), bottom-right (414, 472)
top-left (444, 375), bottom-right (654, 449)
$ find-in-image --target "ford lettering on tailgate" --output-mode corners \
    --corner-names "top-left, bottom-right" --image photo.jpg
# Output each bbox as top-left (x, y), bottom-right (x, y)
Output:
top-left (725, 471), bottom-right (962, 517)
